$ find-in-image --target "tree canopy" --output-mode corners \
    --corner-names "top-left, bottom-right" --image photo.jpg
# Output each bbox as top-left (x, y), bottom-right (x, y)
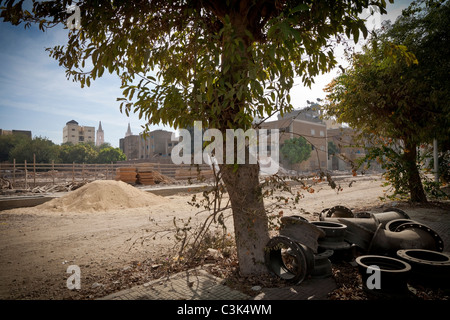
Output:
top-left (1, 0), bottom-right (393, 275)
top-left (1, 137), bottom-right (126, 164)
top-left (324, 0), bottom-right (450, 202)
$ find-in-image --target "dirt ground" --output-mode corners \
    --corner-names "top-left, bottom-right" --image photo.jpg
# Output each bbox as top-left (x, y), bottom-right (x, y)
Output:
top-left (0, 173), bottom-right (448, 300)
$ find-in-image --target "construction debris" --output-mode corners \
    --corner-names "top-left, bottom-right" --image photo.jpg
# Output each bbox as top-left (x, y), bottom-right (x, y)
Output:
top-left (115, 166), bottom-right (176, 185)
top-left (265, 205), bottom-right (449, 295)
top-left (115, 167), bottom-right (137, 184)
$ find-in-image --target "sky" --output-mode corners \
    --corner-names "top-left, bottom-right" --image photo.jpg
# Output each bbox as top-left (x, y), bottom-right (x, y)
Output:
top-left (0, 1), bottom-right (412, 148)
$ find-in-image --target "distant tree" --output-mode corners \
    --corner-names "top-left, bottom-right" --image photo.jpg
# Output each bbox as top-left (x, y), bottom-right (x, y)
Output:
top-left (0, 134), bottom-right (30, 162)
top-left (58, 143), bottom-right (97, 164)
top-left (328, 141), bottom-right (339, 157)
top-left (97, 142), bottom-right (112, 151)
top-left (9, 136), bottom-right (59, 163)
top-left (281, 137), bottom-right (312, 166)
top-left (96, 147), bottom-right (126, 163)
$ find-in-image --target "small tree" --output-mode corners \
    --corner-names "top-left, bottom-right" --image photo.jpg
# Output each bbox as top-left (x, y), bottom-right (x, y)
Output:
top-left (281, 137), bottom-right (312, 168)
top-left (58, 143), bottom-right (98, 164)
top-left (324, 0), bottom-right (450, 202)
top-left (96, 147), bottom-right (127, 163)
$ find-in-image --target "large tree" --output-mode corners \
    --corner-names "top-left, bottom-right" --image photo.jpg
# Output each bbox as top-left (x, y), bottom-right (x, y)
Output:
top-left (1, 0), bottom-right (390, 275)
top-left (324, 0), bottom-right (450, 202)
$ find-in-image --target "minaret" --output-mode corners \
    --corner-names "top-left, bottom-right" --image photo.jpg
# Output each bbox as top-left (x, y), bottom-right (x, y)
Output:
top-left (96, 121), bottom-right (104, 146)
top-left (125, 123), bottom-right (133, 137)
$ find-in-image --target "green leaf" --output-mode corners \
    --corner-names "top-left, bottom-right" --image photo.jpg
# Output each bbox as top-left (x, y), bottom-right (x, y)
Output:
top-left (291, 4), bottom-right (309, 14)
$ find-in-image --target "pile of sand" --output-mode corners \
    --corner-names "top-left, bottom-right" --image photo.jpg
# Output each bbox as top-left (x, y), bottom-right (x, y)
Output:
top-left (37, 180), bottom-right (165, 212)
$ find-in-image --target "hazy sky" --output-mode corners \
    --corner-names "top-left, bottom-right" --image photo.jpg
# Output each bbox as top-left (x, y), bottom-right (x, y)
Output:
top-left (0, 1), bottom-right (412, 148)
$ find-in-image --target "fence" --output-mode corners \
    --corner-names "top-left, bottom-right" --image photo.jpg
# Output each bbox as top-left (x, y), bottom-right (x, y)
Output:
top-left (0, 160), bottom-right (214, 190)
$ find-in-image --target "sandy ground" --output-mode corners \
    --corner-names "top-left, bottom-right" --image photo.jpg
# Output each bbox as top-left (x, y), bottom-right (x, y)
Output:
top-left (0, 173), bottom-right (448, 300)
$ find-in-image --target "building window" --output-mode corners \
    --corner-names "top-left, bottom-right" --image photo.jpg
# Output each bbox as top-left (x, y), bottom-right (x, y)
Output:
top-left (320, 130), bottom-right (324, 137)
top-left (311, 129), bottom-right (315, 135)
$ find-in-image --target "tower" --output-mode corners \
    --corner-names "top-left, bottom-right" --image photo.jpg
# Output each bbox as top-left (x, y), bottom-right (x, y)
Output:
top-left (125, 123), bottom-right (133, 137)
top-left (96, 121), bottom-right (104, 146)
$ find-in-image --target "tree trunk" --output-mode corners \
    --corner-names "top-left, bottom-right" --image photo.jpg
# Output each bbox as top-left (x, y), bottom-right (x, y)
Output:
top-left (220, 163), bottom-right (270, 275)
top-left (404, 140), bottom-right (427, 203)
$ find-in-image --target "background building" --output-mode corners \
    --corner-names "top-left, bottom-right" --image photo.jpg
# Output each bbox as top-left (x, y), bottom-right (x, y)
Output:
top-left (327, 127), bottom-right (371, 171)
top-left (261, 113), bottom-right (328, 172)
top-left (63, 120), bottom-right (95, 145)
top-left (119, 126), bottom-right (178, 160)
top-left (0, 129), bottom-right (32, 139)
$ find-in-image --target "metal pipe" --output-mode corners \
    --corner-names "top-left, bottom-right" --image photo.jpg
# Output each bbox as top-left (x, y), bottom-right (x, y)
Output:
top-left (279, 216), bottom-right (325, 253)
top-left (397, 249), bottom-right (450, 289)
top-left (368, 222), bottom-right (444, 255)
top-left (310, 221), bottom-right (351, 251)
top-left (356, 255), bottom-right (412, 298)
top-left (264, 236), bottom-right (313, 284)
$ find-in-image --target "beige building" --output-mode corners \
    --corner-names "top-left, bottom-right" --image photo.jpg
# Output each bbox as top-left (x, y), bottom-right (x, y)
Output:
top-left (328, 127), bottom-right (366, 170)
top-left (119, 126), bottom-right (178, 160)
top-left (260, 117), bottom-right (328, 172)
top-left (0, 129), bottom-right (32, 139)
top-left (63, 120), bottom-right (95, 145)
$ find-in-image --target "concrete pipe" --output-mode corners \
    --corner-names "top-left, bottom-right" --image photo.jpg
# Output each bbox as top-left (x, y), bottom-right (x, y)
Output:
top-left (368, 222), bottom-right (444, 256)
top-left (397, 249), bottom-right (450, 289)
top-left (264, 236), bottom-right (313, 284)
top-left (311, 249), bottom-right (334, 279)
top-left (319, 205), bottom-right (354, 220)
top-left (355, 255), bottom-right (412, 298)
top-left (279, 216), bottom-right (325, 253)
top-left (310, 221), bottom-right (351, 251)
